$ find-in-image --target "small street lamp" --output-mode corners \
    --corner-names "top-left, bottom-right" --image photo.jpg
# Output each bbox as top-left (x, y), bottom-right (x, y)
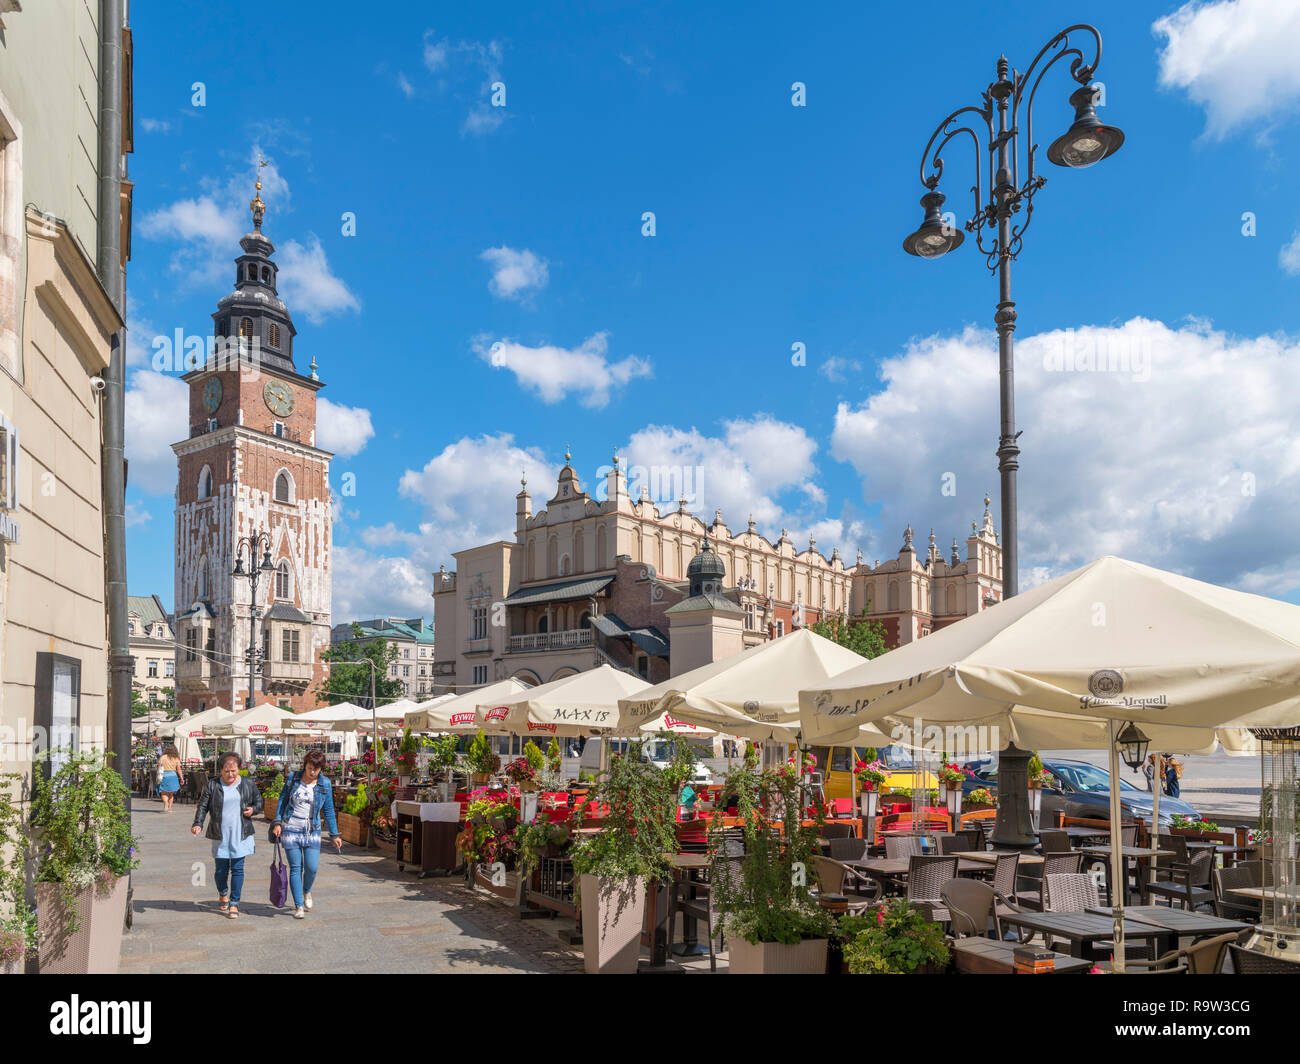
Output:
top-left (1116, 721), bottom-right (1150, 772)
top-left (232, 528), bottom-right (275, 710)
top-left (903, 23), bottom-right (1125, 599)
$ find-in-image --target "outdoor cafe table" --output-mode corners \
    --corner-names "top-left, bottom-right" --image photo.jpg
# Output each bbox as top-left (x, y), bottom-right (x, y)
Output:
top-left (997, 910), bottom-right (1169, 959)
top-left (1085, 905), bottom-right (1251, 955)
top-left (951, 937), bottom-right (1092, 975)
top-left (956, 850), bottom-right (1044, 867)
top-left (644, 853), bottom-right (713, 969)
top-left (1227, 885), bottom-right (1300, 902)
top-left (1079, 846), bottom-right (1175, 906)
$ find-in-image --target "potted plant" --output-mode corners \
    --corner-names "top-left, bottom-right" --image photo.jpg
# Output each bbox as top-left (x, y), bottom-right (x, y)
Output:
top-left (393, 726), bottom-right (420, 785)
top-left (30, 751), bottom-right (139, 974)
top-left (708, 743), bottom-right (834, 974)
top-left (843, 897), bottom-right (950, 974)
top-left (338, 784), bottom-right (370, 846)
top-left (424, 734), bottom-right (460, 800)
top-left (1168, 814), bottom-right (1224, 840)
top-left (457, 789), bottom-right (522, 897)
top-left (965, 787), bottom-right (997, 812)
top-left (570, 734), bottom-right (687, 974)
top-left (262, 771), bottom-right (285, 819)
top-left (466, 729), bottom-right (499, 785)
top-left (0, 774), bottom-right (37, 975)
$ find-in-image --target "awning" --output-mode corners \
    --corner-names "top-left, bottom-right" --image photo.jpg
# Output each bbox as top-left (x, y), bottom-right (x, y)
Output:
top-left (590, 613), bottom-right (670, 658)
top-left (501, 576), bottom-right (613, 607)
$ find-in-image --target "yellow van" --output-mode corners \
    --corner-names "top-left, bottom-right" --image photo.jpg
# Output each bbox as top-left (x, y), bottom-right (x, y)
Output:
top-left (809, 744), bottom-right (936, 804)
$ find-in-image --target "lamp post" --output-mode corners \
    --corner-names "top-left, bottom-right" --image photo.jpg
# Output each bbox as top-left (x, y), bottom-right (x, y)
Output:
top-left (232, 528), bottom-right (275, 711)
top-left (903, 24), bottom-right (1125, 600)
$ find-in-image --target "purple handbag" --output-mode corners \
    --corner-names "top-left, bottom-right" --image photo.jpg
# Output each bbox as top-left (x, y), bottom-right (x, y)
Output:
top-left (269, 841), bottom-right (288, 908)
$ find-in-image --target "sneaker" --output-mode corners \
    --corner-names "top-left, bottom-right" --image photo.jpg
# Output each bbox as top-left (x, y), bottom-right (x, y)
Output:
top-left (304, 892), bottom-right (313, 911)
top-left (293, 907), bottom-right (306, 919)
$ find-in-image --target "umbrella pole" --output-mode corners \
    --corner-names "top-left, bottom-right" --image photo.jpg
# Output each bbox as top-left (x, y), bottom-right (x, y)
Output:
top-left (1149, 755), bottom-right (1161, 902)
top-left (1107, 719), bottom-right (1126, 973)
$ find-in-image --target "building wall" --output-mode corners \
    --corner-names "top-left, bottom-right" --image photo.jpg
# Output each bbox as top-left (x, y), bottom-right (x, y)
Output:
top-left (0, 212), bottom-right (119, 772)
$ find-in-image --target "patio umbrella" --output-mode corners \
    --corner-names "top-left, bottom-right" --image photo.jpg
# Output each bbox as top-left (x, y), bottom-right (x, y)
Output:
top-left (405, 680), bottom-right (531, 735)
top-left (797, 555), bottom-right (1300, 968)
top-left (170, 706), bottom-right (233, 763)
top-left (492, 665), bottom-right (650, 737)
top-left (617, 627), bottom-right (893, 745)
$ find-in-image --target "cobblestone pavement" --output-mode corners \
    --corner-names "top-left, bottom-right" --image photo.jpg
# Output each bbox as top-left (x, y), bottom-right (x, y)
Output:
top-left (120, 799), bottom-right (585, 974)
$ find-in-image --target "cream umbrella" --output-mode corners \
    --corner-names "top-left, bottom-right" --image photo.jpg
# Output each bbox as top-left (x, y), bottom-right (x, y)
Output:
top-left (171, 706), bottom-right (233, 763)
top-left (617, 627), bottom-right (892, 745)
top-left (406, 680), bottom-right (531, 735)
top-left (797, 555), bottom-right (1300, 969)
top-left (493, 666), bottom-right (650, 737)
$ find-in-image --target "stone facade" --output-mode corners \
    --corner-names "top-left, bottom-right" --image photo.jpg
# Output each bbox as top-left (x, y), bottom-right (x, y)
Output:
top-left (128, 595), bottom-right (176, 706)
top-left (431, 457), bottom-right (1003, 693)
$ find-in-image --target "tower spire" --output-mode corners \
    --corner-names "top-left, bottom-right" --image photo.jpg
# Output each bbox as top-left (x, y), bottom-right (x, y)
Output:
top-left (250, 157), bottom-right (268, 231)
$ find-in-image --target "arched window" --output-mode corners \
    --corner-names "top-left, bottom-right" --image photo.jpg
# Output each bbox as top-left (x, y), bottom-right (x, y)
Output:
top-left (275, 561), bottom-right (291, 600)
top-left (274, 470), bottom-right (293, 504)
top-left (261, 266), bottom-right (271, 283)
top-left (596, 525), bottom-right (607, 570)
top-left (888, 580), bottom-right (900, 612)
top-left (947, 585), bottom-right (957, 615)
top-left (527, 539), bottom-right (537, 580)
top-left (269, 323), bottom-right (280, 349)
top-left (239, 317), bottom-right (253, 339)
top-left (197, 557), bottom-right (210, 600)
top-left (573, 529), bottom-right (584, 573)
top-left (547, 536), bottom-right (558, 577)
top-left (198, 466), bottom-right (212, 500)
top-left (579, 611), bottom-right (591, 629)
top-left (559, 554), bottom-right (571, 577)
top-left (537, 615), bottom-right (549, 635)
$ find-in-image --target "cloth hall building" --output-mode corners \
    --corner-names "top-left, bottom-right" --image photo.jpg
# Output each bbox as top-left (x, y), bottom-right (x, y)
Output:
top-left (431, 456), bottom-right (1003, 692)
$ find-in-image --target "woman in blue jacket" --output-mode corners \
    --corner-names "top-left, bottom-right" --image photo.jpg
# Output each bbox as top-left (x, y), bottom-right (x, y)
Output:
top-left (272, 749), bottom-right (342, 919)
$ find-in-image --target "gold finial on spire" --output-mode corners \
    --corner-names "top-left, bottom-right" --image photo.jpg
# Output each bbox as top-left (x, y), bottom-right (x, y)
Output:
top-left (564, 445), bottom-right (571, 464)
top-left (250, 156), bottom-right (268, 230)
top-left (309, 355), bottom-right (318, 381)
top-left (521, 469), bottom-right (527, 488)
top-left (612, 452), bottom-right (619, 470)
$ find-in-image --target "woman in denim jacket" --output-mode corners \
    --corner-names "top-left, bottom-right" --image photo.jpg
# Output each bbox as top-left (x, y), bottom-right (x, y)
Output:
top-left (272, 749), bottom-right (342, 919)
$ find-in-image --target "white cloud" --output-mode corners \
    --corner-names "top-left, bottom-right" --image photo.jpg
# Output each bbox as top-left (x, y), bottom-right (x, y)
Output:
top-left (124, 370), bottom-right (188, 496)
top-left (620, 416), bottom-right (858, 558)
top-left (276, 235), bottom-right (361, 324)
top-left (139, 117), bottom-right (173, 134)
top-left (140, 196), bottom-right (242, 247)
top-left (125, 310), bottom-right (158, 368)
top-left (125, 500), bottom-right (152, 528)
top-left (820, 356), bottom-right (863, 383)
top-left (397, 73), bottom-right (415, 98)
top-left (463, 104), bottom-right (506, 136)
top-left (830, 317), bottom-right (1300, 593)
top-left (1154, 0), bottom-right (1300, 138)
top-left (474, 332), bottom-right (651, 408)
top-left (421, 30), bottom-right (506, 134)
top-left (480, 246), bottom-right (548, 301)
top-left (1280, 230), bottom-right (1300, 275)
top-left (316, 398), bottom-right (374, 457)
top-left (332, 545), bottom-right (434, 621)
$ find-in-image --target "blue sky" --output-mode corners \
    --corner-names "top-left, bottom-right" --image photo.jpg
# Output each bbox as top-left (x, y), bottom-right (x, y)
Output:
top-left (124, 0), bottom-right (1300, 619)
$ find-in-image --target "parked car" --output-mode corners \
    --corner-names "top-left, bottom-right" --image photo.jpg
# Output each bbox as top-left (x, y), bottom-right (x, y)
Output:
top-left (959, 756), bottom-right (1200, 826)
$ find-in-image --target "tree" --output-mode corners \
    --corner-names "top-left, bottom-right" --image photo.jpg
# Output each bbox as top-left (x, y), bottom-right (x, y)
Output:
top-left (315, 624), bottom-right (405, 707)
top-left (809, 608), bottom-right (887, 660)
top-left (130, 691), bottom-right (152, 718)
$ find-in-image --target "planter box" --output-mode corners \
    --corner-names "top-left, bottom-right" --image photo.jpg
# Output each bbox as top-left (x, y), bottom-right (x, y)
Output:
top-left (729, 936), bottom-right (828, 975)
top-left (337, 812), bottom-right (368, 847)
top-left (580, 874), bottom-right (646, 975)
top-left (474, 865), bottom-right (524, 903)
top-left (263, 795), bottom-right (278, 820)
top-left (36, 876), bottom-right (129, 975)
top-left (371, 835), bottom-right (397, 856)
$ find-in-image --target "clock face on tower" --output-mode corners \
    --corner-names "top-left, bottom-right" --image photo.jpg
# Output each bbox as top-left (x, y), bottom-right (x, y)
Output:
top-left (202, 377), bottom-right (223, 415)
top-left (263, 380), bottom-right (295, 417)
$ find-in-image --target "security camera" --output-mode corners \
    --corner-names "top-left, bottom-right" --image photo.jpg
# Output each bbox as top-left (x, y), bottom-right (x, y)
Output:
top-left (90, 376), bottom-right (106, 393)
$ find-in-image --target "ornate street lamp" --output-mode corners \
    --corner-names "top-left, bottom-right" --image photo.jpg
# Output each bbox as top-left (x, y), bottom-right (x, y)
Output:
top-left (232, 529), bottom-right (275, 710)
top-left (1116, 721), bottom-right (1150, 772)
top-left (903, 24), bottom-right (1125, 599)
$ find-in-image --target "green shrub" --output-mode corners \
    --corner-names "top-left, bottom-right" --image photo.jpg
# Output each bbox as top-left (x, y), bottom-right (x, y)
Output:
top-left (844, 897), bottom-right (950, 974)
top-left (342, 783), bottom-right (368, 817)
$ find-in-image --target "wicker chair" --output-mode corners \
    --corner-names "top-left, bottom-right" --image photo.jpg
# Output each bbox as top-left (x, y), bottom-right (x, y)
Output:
top-left (1045, 872), bottom-right (1100, 913)
top-left (956, 827), bottom-right (984, 851)
top-left (821, 821), bottom-right (856, 840)
top-left (906, 855), bottom-right (959, 923)
top-left (1039, 829), bottom-right (1071, 854)
top-left (828, 837), bottom-right (868, 864)
top-left (939, 833), bottom-right (974, 855)
top-left (1228, 942), bottom-right (1300, 974)
top-left (1120, 824), bottom-right (1138, 846)
top-left (941, 878), bottom-right (1003, 938)
top-left (1016, 852), bottom-right (1083, 911)
top-left (1146, 848), bottom-right (1215, 910)
top-left (813, 857), bottom-right (881, 913)
top-left (1214, 864), bottom-right (1261, 922)
top-left (1125, 929), bottom-right (1250, 975)
top-left (885, 836), bottom-right (923, 859)
top-left (668, 855), bottom-right (741, 974)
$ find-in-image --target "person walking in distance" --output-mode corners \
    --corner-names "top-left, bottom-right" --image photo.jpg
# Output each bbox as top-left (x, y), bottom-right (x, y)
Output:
top-left (191, 751), bottom-right (260, 918)
top-left (1142, 753), bottom-right (1157, 792)
top-left (157, 744), bottom-right (185, 812)
top-left (1162, 754), bottom-right (1182, 800)
top-left (272, 750), bottom-right (342, 919)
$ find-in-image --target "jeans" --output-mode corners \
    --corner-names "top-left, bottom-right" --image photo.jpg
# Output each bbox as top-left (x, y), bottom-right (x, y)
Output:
top-left (282, 839), bottom-right (320, 908)
top-left (214, 857), bottom-right (246, 904)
